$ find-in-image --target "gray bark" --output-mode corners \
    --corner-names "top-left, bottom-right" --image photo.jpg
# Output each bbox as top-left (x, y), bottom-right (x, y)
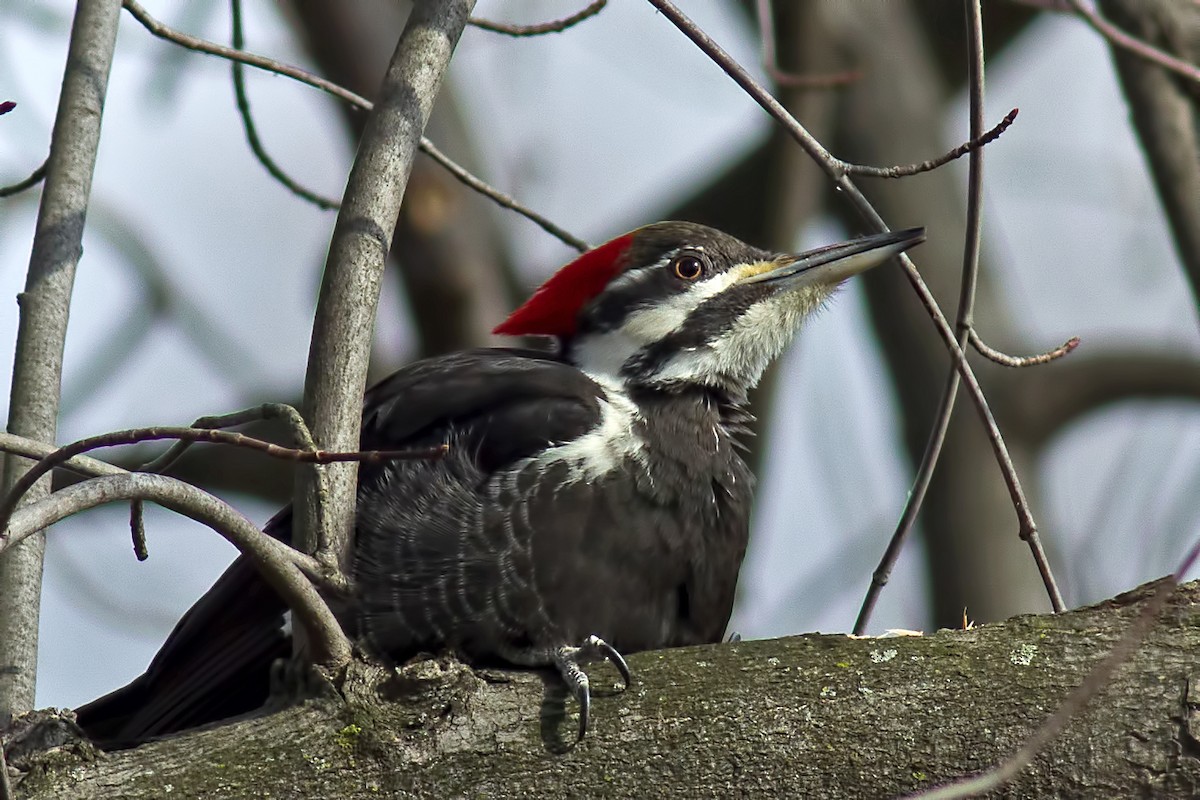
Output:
top-left (285, 0), bottom-right (516, 368)
top-left (292, 0), bottom-right (476, 585)
top-left (0, 0), bottom-right (120, 719)
top-left (8, 579), bottom-right (1200, 798)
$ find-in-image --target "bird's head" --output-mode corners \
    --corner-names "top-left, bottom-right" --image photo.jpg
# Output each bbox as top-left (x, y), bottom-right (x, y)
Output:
top-left (495, 221), bottom-right (925, 393)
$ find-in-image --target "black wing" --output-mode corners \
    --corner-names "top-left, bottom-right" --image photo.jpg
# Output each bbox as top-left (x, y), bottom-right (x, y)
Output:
top-left (75, 348), bottom-right (604, 748)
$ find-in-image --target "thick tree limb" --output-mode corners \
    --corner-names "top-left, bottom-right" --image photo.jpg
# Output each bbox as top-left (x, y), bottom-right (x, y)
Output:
top-left (9, 579), bottom-right (1200, 798)
top-left (0, 0), bottom-right (120, 719)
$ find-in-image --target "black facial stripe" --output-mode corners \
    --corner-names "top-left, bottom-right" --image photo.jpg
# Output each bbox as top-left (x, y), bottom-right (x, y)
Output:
top-left (622, 282), bottom-right (773, 379)
top-left (579, 257), bottom-right (677, 333)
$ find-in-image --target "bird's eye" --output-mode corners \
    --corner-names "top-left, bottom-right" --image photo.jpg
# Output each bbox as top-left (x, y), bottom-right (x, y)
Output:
top-left (672, 253), bottom-right (704, 281)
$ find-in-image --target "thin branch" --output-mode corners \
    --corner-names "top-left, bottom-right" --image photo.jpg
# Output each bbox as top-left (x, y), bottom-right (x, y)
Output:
top-left (1065, 0), bottom-right (1200, 85)
top-left (0, 472), bottom-right (352, 669)
top-left (645, 0), bottom-right (1065, 616)
top-left (140, 403), bottom-right (317, 475)
top-left (119, 0), bottom-right (585, 251)
top-left (909, 544), bottom-right (1200, 799)
top-left (229, 0), bottom-right (339, 211)
top-left (0, 158), bottom-right (47, 198)
top-left (0, 0), bottom-right (121, 720)
top-left (469, 0), bottom-right (605, 37)
top-left (0, 426), bottom-right (446, 539)
top-left (855, 0), bottom-right (989, 635)
top-left (418, 137), bottom-right (588, 252)
top-left (753, 0), bottom-right (861, 89)
top-left (130, 499), bottom-right (148, 561)
top-left (970, 331), bottom-right (1080, 367)
top-left (0, 432), bottom-right (127, 480)
top-left (842, 108), bottom-right (1019, 178)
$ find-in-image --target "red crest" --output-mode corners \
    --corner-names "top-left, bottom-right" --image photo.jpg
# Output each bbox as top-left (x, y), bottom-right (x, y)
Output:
top-left (493, 233), bottom-right (635, 337)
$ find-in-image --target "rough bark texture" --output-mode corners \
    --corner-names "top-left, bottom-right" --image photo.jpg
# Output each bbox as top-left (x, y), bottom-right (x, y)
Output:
top-left (8, 579), bottom-right (1200, 798)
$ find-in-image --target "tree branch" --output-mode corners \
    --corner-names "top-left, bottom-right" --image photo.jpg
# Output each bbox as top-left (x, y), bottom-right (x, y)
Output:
top-left (119, 0), bottom-right (584, 251)
top-left (229, 0), bottom-right (339, 211)
top-left (0, 158), bottom-right (47, 199)
top-left (10, 579), bottom-right (1200, 797)
top-left (1094, 0), bottom-right (1200, 308)
top-left (293, 0), bottom-right (475, 600)
top-left (645, 0), bottom-right (1064, 618)
top-left (855, 0), bottom-right (996, 635)
top-left (1068, 0), bottom-right (1200, 84)
top-left (970, 330), bottom-right (1079, 368)
top-left (0, 473), bottom-right (350, 672)
top-left (468, 0), bottom-right (605, 37)
top-left (0, 0), bottom-right (120, 720)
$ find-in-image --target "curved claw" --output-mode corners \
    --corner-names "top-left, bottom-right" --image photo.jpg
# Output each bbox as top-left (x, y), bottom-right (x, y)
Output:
top-left (551, 634), bottom-right (632, 743)
top-left (575, 674), bottom-right (590, 744)
top-left (584, 634), bottom-right (632, 692)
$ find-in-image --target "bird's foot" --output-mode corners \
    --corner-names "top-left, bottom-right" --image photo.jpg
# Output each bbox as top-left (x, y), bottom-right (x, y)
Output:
top-left (551, 634), bottom-right (632, 743)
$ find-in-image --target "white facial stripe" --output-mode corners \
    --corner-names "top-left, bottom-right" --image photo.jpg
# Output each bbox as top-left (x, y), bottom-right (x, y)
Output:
top-left (621, 267), bottom-right (747, 341)
top-left (572, 260), bottom-right (751, 379)
top-left (653, 285), bottom-right (832, 388)
top-left (603, 262), bottom-right (659, 293)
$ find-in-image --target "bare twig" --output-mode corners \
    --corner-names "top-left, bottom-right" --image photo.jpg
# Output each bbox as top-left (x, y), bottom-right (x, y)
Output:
top-left (0, 158), bottom-right (47, 198)
top-left (140, 403), bottom-right (317, 475)
top-left (645, 0), bottom-right (1065, 615)
top-left (469, 0), bottom-right (605, 37)
top-left (909, 548), bottom-right (1200, 799)
top-left (229, 0), bottom-right (339, 210)
top-left (753, 0), bottom-right (861, 89)
top-left (0, 472), bottom-right (352, 669)
top-left (0, 432), bottom-right (127, 480)
top-left (854, 0), bottom-right (991, 635)
top-left (119, 0), bottom-right (584, 251)
top-left (843, 108), bottom-right (1019, 178)
top-left (1065, 0), bottom-right (1200, 84)
top-left (418, 137), bottom-right (588, 252)
top-left (0, 0), bottom-right (121, 720)
top-left (130, 500), bottom-right (148, 561)
top-left (970, 331), bottom-right (1080, 367)
top-left (0, 426), bottom-right (445, 540)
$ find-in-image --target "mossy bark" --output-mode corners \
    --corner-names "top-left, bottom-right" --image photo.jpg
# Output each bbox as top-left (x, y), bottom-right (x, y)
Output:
top-left (10, 579), bottom-right (1200, 798)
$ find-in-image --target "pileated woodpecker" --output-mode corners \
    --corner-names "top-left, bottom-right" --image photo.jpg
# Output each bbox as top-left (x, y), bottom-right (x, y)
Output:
top-left (76, 221), bottom-right (924, 747)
